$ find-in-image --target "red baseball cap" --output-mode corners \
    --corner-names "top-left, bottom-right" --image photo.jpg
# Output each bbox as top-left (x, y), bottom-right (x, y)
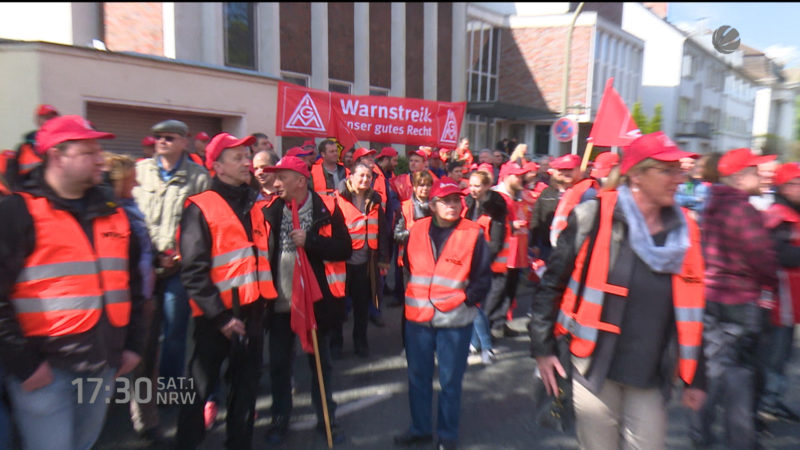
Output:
top-left (302, 139), bottom-right (316, 149)
top-left (477, 163), bottom-right (494, 174)
top-left (204, 132), bottom-right (255, 169)
top-left (523, 161), bottom-right (540, 173)
top-left (35, 115), bottom-right (115, 155)
top-left (377, 147), bottom-right (398, 159)
top-left (352, 147), bottom-right (376, 162)
top-left (590, 152), bottom-right (620, 178)
top-left (141, 136), bottom-right (156, 146)
top-left (430, 179), bottom-right (465, 199)
top-left (499, 162), bottom-right (531, 180)
top-left (286, 146), bottom-right (314, 158)
top-left (774, 162), bottom-right (800, 186)
top-left (409, 149), bottom-right (428, 161)
top-left (195, 131), bottom-right (210, 142)
top-left (549, 154), bottom-right (581, 170)
top-left (36, 104), bottom-right (59, 116)
top-left (717, 148), bottom-right (777, 177)
top-left (262, 155), bottom-right (311, 178)
top-left (620, 131), bottom-right (697, 174)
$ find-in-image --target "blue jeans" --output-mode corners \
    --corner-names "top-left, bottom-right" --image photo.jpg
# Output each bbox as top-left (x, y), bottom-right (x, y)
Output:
top-left (470, 308), bottom-right (492, 351)
top-left (404, 322), bottom-right (472, 441)
top-left (6, 366), bottom-right (115, 450)
top-left (159, 273), bottom-right (190, 379)
top-left (759, 324), bottom-right (795, 407)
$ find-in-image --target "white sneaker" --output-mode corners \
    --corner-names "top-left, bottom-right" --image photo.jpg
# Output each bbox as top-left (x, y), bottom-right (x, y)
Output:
top-left (481, 349), bottom-right (496, 365)
top-left (469, 344), bottom-right (479, 355)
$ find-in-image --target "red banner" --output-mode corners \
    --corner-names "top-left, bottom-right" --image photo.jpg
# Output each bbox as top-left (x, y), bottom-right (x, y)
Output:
top-left (276, 82), bottom-right (467, 149)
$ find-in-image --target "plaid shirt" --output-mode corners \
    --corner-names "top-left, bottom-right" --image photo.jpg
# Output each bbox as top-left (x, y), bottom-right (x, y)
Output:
top-left (701, 184), bottom-right (778, 305)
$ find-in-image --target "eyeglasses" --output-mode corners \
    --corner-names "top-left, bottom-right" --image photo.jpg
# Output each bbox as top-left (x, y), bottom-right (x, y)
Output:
top-left (154, 135), bottom-right (176, 142)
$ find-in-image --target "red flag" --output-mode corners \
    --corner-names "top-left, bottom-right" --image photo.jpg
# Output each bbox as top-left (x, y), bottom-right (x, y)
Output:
top-left (588, 78), bottom-right (641, 147)
top-left (290, 199), bottom-right (323, 353)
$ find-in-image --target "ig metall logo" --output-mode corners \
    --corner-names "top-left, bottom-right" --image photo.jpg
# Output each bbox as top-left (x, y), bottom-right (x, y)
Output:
top-left (712, 25), bottom-right (741, 54)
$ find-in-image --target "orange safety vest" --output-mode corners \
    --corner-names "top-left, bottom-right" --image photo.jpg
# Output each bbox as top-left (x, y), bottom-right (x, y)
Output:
top-left (184, 191), bottom-right (278, 317)
top-left (474, 215), bottom-right (511, 274)
top-left (550, 178), bottom-right (599, 247)
top-left (188, 153), bottom-right (204, 167)
top-left (372, 167), bottom-right (388, 208)
top-left (311, 160), bottom-right (339, 196)
top-left (553, 190), bottom-right (705, 384)
top-left (337, 193), bottom-right (379, 251)
top-left (404, 217), bottom-right (481, 322)
top-left (318, 195), bottom-right (347, 297)
top-left (763, 203), bottom-right (800, 326)
top-left (10, 193), bottom-right (131, 336)
top-left (17, 143), bottom-right (42, 175)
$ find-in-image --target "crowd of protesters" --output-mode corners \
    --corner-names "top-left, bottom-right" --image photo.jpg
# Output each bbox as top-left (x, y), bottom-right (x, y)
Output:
top-left (0, 104), bottom-right (798, 450)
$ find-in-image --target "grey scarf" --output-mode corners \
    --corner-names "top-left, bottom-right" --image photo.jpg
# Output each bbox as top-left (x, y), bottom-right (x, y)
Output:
top-left (616, 185), bottom-right (689, 274)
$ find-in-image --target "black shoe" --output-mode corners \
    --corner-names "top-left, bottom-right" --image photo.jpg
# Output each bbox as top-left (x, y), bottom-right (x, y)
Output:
top-left (369, 315), bottom-right (386, 327)
top-left (393, 431), bottom-right (433, 446)
top-left (758, 402), bottom-right (800, 422)
top-left (316, 420), bottom-right (346, 445)
top-left (437, 439), bottom-right (458, 450)
top-left (265, 416), bottom-right (290, 446)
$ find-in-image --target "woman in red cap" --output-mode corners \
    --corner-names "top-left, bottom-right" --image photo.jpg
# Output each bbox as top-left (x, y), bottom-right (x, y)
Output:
top-left (530, 132), bottom-right (708, 449)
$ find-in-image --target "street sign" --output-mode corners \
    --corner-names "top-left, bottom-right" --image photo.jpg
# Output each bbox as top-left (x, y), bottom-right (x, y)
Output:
top-left (552, 117), bottom-right (578, 142)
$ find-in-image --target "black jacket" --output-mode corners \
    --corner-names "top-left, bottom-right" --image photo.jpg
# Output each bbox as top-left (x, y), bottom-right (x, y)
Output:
top-left (262, 189), bottom-right (352, 331)
top-left (179, 178), bottom-right (266, 330)
top-left (464, 190), bottom-right (508, 261)
top-left (530, 185), bottom-right (561, 258)
top-left (0, 179), bottom-right (146, 380)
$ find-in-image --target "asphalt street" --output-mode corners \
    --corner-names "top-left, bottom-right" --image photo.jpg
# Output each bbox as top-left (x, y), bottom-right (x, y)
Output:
top-left (95, 274), bottom-right (800, 449)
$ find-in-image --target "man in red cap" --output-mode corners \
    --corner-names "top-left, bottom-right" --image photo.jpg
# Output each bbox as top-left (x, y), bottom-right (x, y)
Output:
top-left (189, 131), bottom-right (211, 167)
top-left (375, 147), bottom-right (399, 181)
top-left (286, 146), bottom-right (316, 170)
top-left (455, 137), bottom-right (474, 166)
top-left (758, 162), bottom-right (800, 423)
top-left (176, 132), bottom-right (275, 449)
top-left (259, 156), bottom-right (352, 446)
top-left (531, 153), bottom-right (583, 261)
top-left (690, 146), bottom-right (779, 449)
top-left (0, 115), bottom-right (147, 450)
top-left (310, 139), bottom-right (346, 196)
top-left (395, 179), bottom-right (491, 450)
top-left (140, 136), bottom-right (156, 161)
top-left (11, 105), bottom-right (61, 188)
top-left (392, 148), bottom-right (439, 202)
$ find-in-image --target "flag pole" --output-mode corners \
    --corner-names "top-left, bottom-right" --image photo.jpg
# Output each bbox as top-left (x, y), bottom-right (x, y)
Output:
top-left (312, 329), bottom-right (333, 448)
top-left (580, 141), bottom-right (594, 172)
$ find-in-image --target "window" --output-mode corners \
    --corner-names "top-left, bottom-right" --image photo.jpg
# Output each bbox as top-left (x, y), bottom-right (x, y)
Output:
top-left (467, 20), bottom-right (500, 102)
top-left (682, 54), bottom-right (693, 78)
top-left (678, 97), bottom-right (690, 122)
top-left (282, 71), bottom-right (309, 87)
top-left (369, 87), bottom-right (389, 96)
top-left (329, 80), bottom-right (353, 95)
top-left (224, 3), bottom-right (256, 70)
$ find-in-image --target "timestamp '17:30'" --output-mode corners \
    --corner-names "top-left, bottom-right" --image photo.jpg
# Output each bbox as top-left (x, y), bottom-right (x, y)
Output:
top-left (71, 377), bottom-right (195, 405)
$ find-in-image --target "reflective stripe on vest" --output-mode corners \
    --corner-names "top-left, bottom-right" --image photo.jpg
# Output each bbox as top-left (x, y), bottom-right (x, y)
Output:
top-left (404, 217), bottom-right (481, 323)
top-left (185, 191), bottom-right (277, 317)
top-left (397, 199), bottom-right (418, 267)
top-left (11, 193), bottom-right (131, 335)
top-left (319, 195), bottom-right (347, 297)
top-left (311, 161), bottom-right (337, 196)
top-left (550, 178), bottom-right (598, 247)
top-left (475, 214), bottom-right (510, 274)
top-left (337, 194), bottom-right (379, 250)
top-left (553, 190), bottom-right (705, 384)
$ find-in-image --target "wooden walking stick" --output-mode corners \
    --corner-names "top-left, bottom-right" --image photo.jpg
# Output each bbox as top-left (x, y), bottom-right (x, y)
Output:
top-left (580, 141), bottom-right (594, 172)
top-left (311, 328), bottom-right (333, 448)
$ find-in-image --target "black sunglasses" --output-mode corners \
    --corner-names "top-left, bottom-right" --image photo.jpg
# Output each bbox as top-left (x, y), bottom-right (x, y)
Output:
top-left (154, 135), bottom-right (176, 142)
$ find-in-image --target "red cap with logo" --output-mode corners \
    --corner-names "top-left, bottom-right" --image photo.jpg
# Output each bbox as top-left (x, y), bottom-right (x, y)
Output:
top-left (717, 148), bottom-right (777, 177)
top-left (549, 154), bottom-right (581, 170)
top-left (286, 146), bottom-right (314, 158)
top-left (204, 132), bottom-right (255, 169)
top-left (523, 161), bottom-right (540, 173)
top-left (36, 104), bottom-right (59, 117)
top-left (352, 147), bottom-right (376, 162)
top-left (499, 162), bottom-right (531, 180)
top-left (195, 132), bottom-right (210, 142)
top-left (620, 131), bottom-right (697, 174)
top-left (262, 155), bottom-right (311, 178)
top-left (35, 115), bottom-right (115, 155)
top-left (377, 147), bottom-right (398, 159)
top-left (774, 162), bottom-right (800, 186)
top-left (302, 139), bottom-right (316, 149)
top-left (590, 152), bottom-right (620, 178)
top-left (430, 179), bottom-right (465, 199)
top-left (409, 149), bottom-right (428, 161)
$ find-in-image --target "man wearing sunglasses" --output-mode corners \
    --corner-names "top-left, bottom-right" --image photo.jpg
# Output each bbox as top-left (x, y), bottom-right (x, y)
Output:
top-left (133, 119), bottom-right (210, 390)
